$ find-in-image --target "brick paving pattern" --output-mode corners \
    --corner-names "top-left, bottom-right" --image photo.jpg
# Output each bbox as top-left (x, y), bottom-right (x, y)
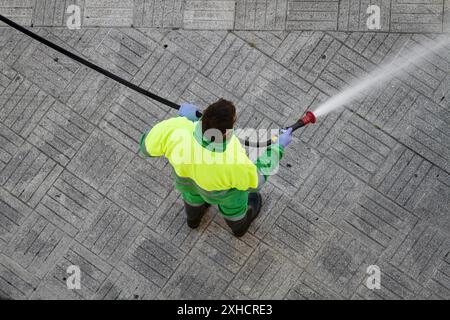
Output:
top-left (0, 1), bottom-right (449, 300)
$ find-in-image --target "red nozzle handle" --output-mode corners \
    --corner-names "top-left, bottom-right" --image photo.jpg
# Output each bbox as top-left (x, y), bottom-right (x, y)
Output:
top-left (288, 111), bottom-right (316, 132)
top-left (302, 111), bottom-right (316, 125)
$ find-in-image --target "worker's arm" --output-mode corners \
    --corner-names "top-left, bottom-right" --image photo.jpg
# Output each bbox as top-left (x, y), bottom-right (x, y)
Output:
top-left (254, 128), bottom-right (293, 189)
top-left (139, 121), bottom-right (170, 157)
top-left (139, 130), bottom-right (152, 156)
top-left (139, 117), bottom-right (192, 157)
top-left (139, 103), bottom-right (200, 157)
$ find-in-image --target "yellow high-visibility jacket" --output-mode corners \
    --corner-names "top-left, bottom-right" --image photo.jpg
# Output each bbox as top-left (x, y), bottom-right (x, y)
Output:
top-left (142, 117), bottom-right (259, 191)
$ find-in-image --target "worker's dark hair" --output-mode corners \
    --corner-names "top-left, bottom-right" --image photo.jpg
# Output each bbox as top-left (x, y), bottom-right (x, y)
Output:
top-left (202, 99), bottom-right (236, 135)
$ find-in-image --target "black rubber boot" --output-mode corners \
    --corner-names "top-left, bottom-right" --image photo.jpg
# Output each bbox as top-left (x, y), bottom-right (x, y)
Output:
top-left (184, 202), bottom-right (211, 229)
top-left (225, 192), bottom-right (262, 237)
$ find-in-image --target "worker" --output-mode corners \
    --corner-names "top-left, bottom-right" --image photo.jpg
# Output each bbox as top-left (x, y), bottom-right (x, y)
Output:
top-left (139, 99), bottom-right (293, 237)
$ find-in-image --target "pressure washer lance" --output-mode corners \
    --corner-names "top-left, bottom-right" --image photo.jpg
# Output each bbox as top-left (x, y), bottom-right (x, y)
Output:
top-left (0, 14), bottom-right (317, 148)
top-left (243, 111), bottom-right (317, 148)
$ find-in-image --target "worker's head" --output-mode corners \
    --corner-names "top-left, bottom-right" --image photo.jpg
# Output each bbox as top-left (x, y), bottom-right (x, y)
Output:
top-left (202, 99), bottom-right (236, 140)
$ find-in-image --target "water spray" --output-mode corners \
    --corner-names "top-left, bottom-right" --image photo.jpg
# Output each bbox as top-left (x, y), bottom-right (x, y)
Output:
top-left (313, 35), bottom-right (450, 118)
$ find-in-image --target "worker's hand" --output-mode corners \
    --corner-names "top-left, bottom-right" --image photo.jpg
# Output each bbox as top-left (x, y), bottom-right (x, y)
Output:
top-left (277, 127), bottom-right (293, 148)
top-left (178, 103), bottom-right (200, 121)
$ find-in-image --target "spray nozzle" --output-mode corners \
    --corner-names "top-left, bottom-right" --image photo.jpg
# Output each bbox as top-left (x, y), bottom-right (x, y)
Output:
top-left (271, 111), bottom-right (317, 144)
top-left (301, 111), bottom-right (316, 126)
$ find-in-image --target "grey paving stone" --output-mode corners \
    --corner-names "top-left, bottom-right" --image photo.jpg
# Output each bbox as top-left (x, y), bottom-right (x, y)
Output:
top-left (0, 28), bottom-right (33, 67)
top-left (343, 191), bottom-right (417, 255)
top-left (235, 0), bottom-right (287, 30)
top-left (391, 94), bottom-right (450, 174)
top-left (83, 0), bottom-right (134, 27)
top-left (119, 227), bottom-right (185, 291)
top-left (63, 68), bottom-right (120, 125)
top-left (370, 144), bottom-right (434, 207)
top-left (181, 73), bottom-right (239, 110)
top-left (445, 0), bottom-right (450, 31)
top-left (10, 31), bottom-right (84, 99)
top-left (248, 182), bottom-right (290, 238)
top-left (106, 156), bottom-right (172, 222)
top-left (263, 199), bottom-right (338, 267)
top-left (295, 157), bottom-right (361, 220)
top-left (287, 0), bottom-right (339, 31)
top-left (392, 35), bottom-right (450, 101)
top-left (93, 268), bottom-right (158, 300)
top-left (324, 113), bottom-right (398, 183)
top-left (356, 260), bottom-right (434, 299)
top-left (184, 0), bottom-right (236, 30)
top-left (242, 59), bottom-right (315, 125)
top-left (269, 138), bottom-right (322, 196)
top-left (32, 0), bottom-right (81, 27)
top-left (0, 143), bottom-right (63, 208)
top-left (3, 211), bottom-right (72, 278)
top-left (134, 0), bottom-right (184, 28)
top-left (201, 32), bottom-right (268, 97)
top-left (233, 31), bottom-right (289, 56)
top-left (29, 281), bottom-right (83, 300)
top-left (131, 36), bottom-right (198, 104)
top-left (36, 170), bottom-right (103, 238)
top-left (0, 122), bottom-right (23, 173)
top-left (0, 253), bottom-right (39, 299)
top-left (384, 222), bottom-right (449, 284)
top-left (0, 76), bottom-right (55, 139)
top-left (229, 243), bottom-right (302, 299)
top-left (338, 0), bottom-right (391, 32)
top-left (425, 251), bottom-right (450, 299)
top-left (159, 253), bottom-right (230, 299)
top-left (348, 78), bottom-right (420, 135)
top-left (315, 43), bottom-right (377, 98)
top-left (407, 167), bottom-right (450, 235)
top-left (147, 188), bottom-right (215, 253)
top-left (0, 187), bottom-right (32, 249)
top-left (0, 0), bottom-right (34, 26)
top-left (28, 101), bottom-right (95, 166)
top-left (193, 220), bottom-right (259, 277)
top-left (67, 130), bottom-right (134, 195)
top-left (40, 27), bottom-right (100, 57)
top-left (273, 31), bottom-right (342, 83)
top-left (0, 60), bottom-right (17, 95)
top-left (163, 29), bottom-right (227, 70)
top-left (390, 0), bottom-right (444, 33)
top-left (285, 272), bottom-right (342, 299)
top-left (81, 28), bottom-right (159, 82)
top-left (306, 231), bottom-right (379, 299)
top-left (336, 185), bottom-right (418, 254)
top-left (343, 32), bottom-right (409, 65)
top-left (76, 199), bottom-right (143, 264)
top-left (42, 241), bottom-right (113, 299)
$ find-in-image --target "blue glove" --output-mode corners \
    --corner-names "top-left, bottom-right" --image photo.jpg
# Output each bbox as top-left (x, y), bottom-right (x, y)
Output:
top-left (277, 127), bottom-right (293, 148)
top-left (178, 103), bottom-right (200, 121)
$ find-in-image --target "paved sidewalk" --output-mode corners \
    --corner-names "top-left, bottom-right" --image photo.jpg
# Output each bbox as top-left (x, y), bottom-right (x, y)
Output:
top-left (0, 1), bottom-right (449, 300)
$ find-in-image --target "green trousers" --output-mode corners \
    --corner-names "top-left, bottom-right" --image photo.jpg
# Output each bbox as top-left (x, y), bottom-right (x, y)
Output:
top-left (176, 175), bottom-right (249, 221)
top-left (174, 144), bottom-right (286, 220)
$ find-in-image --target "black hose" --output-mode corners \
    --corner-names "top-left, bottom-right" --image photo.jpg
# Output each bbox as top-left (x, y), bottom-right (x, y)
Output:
top-left (0, 14), bottom-right (180, 110)
top-left (0, 14), bottom-right (291, 148)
